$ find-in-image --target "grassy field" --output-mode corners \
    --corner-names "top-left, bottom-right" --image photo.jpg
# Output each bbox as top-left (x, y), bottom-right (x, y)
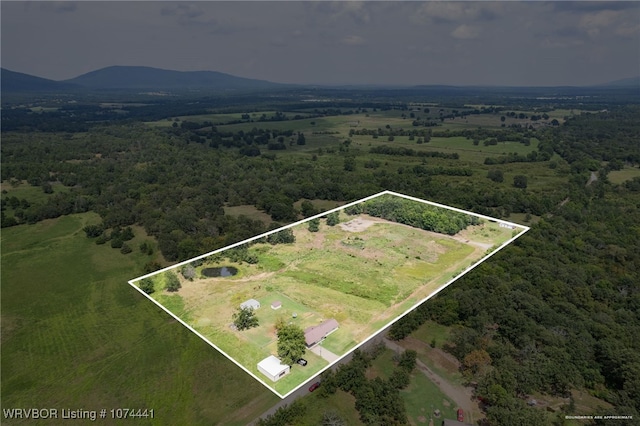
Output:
top-left (407, 323), bottom-right (467, 387)
top-left (140, 108), bottom-right (573, 204)
top-left (608, 166), bottom-right (640, 184)
top-left (1, 213), bottom-right (278, 425)
top-left (300, 390), bottom-right (363, 425)
top-left (410, 320), bottom-right (452, 349)
top-left (223, 204), bottom-right (274, 225)
top-left (402, 367), bottom-right (458, 425)
top-left (367, 347), bottom-right (458, 424)
top-left (1, 179), bottom-right (71, 205)
top-left (139, 199), bottom-right (516, 396)
top-left (367, 348), bottom-right (397, 380)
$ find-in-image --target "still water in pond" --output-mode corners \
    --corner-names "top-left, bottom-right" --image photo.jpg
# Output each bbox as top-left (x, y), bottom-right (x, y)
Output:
top-left (202, 266), bottom-right (238, 277)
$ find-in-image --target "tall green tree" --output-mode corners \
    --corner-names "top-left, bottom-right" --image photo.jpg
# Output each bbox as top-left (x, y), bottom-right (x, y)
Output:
top-left (276, 322), bottom-right (306, 365)
top-left (233, 307), bottom-right (259, 331)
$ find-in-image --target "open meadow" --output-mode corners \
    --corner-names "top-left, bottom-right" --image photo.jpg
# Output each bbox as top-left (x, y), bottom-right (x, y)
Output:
top-left (137, 194), bottom-right (523, 397)
top-left (1, 213), bottom-right (278, 425)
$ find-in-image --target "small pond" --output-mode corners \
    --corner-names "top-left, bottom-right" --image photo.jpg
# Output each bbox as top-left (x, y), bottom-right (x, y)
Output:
top-left (202, 266), bottom-right (238, 278)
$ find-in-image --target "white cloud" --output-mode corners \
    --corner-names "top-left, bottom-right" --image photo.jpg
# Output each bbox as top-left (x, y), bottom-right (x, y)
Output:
top-left (305, 1), bottom-right (372, 26)
top-left (451, 24), bottom-right (480, 40)
top-left (412, 2), bottom-right (504, 25)
top-left (540, 37), bottom-right (585, 49)
top-left (39, 1), bottom-right (78, 14)
top-left (579, 9), bottom-right (622, 29)
top-left (342, 35), bottom-right (366, 46)
top-left (616, 23), bottom-right (640, 38)
top-left (578, 9), bottom-right (625, 38)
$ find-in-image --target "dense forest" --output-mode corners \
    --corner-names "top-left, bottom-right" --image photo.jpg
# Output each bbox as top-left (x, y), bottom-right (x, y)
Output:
top-left (388, 107), bottom-right (640, 424)
top-left (2, 90), bottom-right (639, 425)
top-left (344, 194), bottom-right (481, 235)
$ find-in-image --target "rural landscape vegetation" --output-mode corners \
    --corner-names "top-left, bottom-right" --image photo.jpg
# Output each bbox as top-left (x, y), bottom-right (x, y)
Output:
top-left (133, 192), bottom-right (524, 396)
top-left (2, 60), bottom-right (639, 426)
top-left (0, 2), bottom-right (640, 426)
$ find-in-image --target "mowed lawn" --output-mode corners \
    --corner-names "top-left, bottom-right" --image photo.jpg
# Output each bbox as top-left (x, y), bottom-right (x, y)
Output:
top-left (1, 213), bottom-right (277, 425)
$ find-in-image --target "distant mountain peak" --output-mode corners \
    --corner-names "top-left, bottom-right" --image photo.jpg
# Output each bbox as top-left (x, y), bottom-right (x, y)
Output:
top-left (1, 68), bottom-right (80, 92)
top-left (596, 76), bottom-right (640, 88)
top-left (63, 65), bottom-right (286, 91)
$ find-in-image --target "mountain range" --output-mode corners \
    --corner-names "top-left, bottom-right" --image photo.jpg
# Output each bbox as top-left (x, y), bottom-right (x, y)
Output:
top-left (2, 66), bottom-right (639, 93)
top-left (1, 66), bottom-right (288, 93)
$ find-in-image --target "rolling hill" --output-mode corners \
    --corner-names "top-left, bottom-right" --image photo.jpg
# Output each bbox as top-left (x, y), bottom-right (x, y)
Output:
top-left (63, 65), bottom-right (287, 91)
top-left (1, 68), bottom-right (80, 93)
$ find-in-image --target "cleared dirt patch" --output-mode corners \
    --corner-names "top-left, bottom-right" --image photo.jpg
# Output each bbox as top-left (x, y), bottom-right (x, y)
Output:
top-left (339, 217), bottom-right (377, 232)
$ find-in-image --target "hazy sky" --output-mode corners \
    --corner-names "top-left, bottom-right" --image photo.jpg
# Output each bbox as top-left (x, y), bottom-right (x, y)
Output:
top-left (2, 1), bottom-right (639, 86)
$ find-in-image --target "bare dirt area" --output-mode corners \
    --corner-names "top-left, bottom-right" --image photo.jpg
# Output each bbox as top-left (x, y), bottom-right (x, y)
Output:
top-left (339, 217), bottom-right (378, 232)
top-left (309, 231), bottom-right (325, 248)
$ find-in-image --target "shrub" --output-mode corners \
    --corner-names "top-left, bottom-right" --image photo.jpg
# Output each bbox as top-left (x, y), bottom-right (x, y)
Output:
top-left (165, 271), bottom-right (181, 292)
top-left (139, 278), bottom-right (155, 294)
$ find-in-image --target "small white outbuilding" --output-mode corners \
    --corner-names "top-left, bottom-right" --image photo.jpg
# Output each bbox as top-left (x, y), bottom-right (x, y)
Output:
top-left (240, 299), bottom-right (260, 310)
top-left (257, 355), bottom-right (290, 382)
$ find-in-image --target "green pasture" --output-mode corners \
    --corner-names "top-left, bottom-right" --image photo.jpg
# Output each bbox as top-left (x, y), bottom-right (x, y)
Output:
top-left (348, 133), bottom-right (540, 163)
top-left (146, 111), bottom-right (297, 127)
top-left (608, 166), bottom-right (640, 184)
top-left (293, 198), bottom-right (345, 212)
top-left (367, 347), bottom-right (459, 424)
top-left (367, 348), bottom-right (397, 380)
top-left (1, 213), bottom-right (277, 425)
top-left (402, 367), bottom-right (458, 425)
top-left (281, 274), bottom-right (387, 326)
top-left (1, 180), bottom-right (71, 206)
top-left (223, 204), bottom-right (274, 224)
top-left (144, 206), bottom-right (509, 396)
top-left (255, 249), bottom-right (287, 272)
top-left (426, 136), bottom-right (539, 163)
top-left (216, 116), bottom-right (325, 134)
top-left (301, 390), bottom-right (362, 425)
top-left (462, 222), bottom-right (517, 246)
top-left (394, 239), bottom-right (475, 291)
top-left (410, 320), bottom-right (452, 349)
top-left (146, 268), bottom-right (329, 395)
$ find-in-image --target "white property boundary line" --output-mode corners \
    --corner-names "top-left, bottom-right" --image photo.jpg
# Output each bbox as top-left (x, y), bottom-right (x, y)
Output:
top-left (128, 190), bottom-right (529, 399)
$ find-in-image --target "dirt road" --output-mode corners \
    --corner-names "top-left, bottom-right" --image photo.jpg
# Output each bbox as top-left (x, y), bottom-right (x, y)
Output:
top-left (383, 338), bottom-right (480, 424)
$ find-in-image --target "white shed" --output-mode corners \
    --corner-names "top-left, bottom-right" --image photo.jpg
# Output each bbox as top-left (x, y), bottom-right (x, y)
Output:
top-left (257, 355), bottom-right (290, 382)
top-left (240, 299), bottom-right (260, 310)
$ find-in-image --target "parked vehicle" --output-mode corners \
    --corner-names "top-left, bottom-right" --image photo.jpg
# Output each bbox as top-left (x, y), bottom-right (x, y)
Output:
top-left (457, 408), bottom-right (464, 422)
top-left (308, 382), bottom-right (320, 392)
top-left (296, 358), bottom-right (308, 366)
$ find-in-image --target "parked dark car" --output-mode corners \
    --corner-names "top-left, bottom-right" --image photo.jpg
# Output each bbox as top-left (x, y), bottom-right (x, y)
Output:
top-left (296, 358), bottom-right (308, 366)
top-left (309, 382), bottom-right (320, 392)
